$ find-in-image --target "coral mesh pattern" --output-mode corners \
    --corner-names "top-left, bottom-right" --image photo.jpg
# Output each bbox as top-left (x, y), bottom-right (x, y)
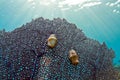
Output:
top-left (0, 17), bottom-right (118, 80)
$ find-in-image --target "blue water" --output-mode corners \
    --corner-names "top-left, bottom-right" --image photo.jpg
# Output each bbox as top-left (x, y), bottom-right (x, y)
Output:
top-left (0, 0), bottom-right (120, 65)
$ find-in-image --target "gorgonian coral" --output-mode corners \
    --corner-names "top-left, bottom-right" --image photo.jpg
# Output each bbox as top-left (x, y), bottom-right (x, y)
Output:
top-left (0, 17), bottom-right (118, 80)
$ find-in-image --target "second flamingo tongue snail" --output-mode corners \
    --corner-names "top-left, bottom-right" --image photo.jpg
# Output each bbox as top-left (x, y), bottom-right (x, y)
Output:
top-left (69, 49), bottom-right (79, 65)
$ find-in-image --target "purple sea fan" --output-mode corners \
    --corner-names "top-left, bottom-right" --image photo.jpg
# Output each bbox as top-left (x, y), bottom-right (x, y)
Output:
top-left (0, 17), bottom-right (118, 80)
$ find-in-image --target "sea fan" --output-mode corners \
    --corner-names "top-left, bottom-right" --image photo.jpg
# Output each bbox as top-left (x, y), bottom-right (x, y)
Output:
top-left (0, 17), bottom-right (118, 80)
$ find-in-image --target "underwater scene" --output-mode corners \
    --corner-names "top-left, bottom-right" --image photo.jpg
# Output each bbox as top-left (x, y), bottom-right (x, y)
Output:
top-left (0, 0), bottom-right (120, 80)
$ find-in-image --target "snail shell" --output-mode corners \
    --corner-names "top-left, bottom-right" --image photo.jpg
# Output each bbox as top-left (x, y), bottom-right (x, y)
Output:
top-left (47, 34), bottom-right (57, 48)
top-left (69, 49), bottom-right (79, 65)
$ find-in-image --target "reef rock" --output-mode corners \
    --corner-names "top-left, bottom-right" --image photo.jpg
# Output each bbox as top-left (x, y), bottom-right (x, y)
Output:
top-left (0, 17), bottom-right (118, 80)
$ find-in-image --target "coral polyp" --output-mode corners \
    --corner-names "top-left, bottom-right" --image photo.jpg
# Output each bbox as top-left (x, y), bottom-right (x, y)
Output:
top-left (47, 34), bottom-right (57, 48)
top-left (69, 49), bottom-right (79, 65)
